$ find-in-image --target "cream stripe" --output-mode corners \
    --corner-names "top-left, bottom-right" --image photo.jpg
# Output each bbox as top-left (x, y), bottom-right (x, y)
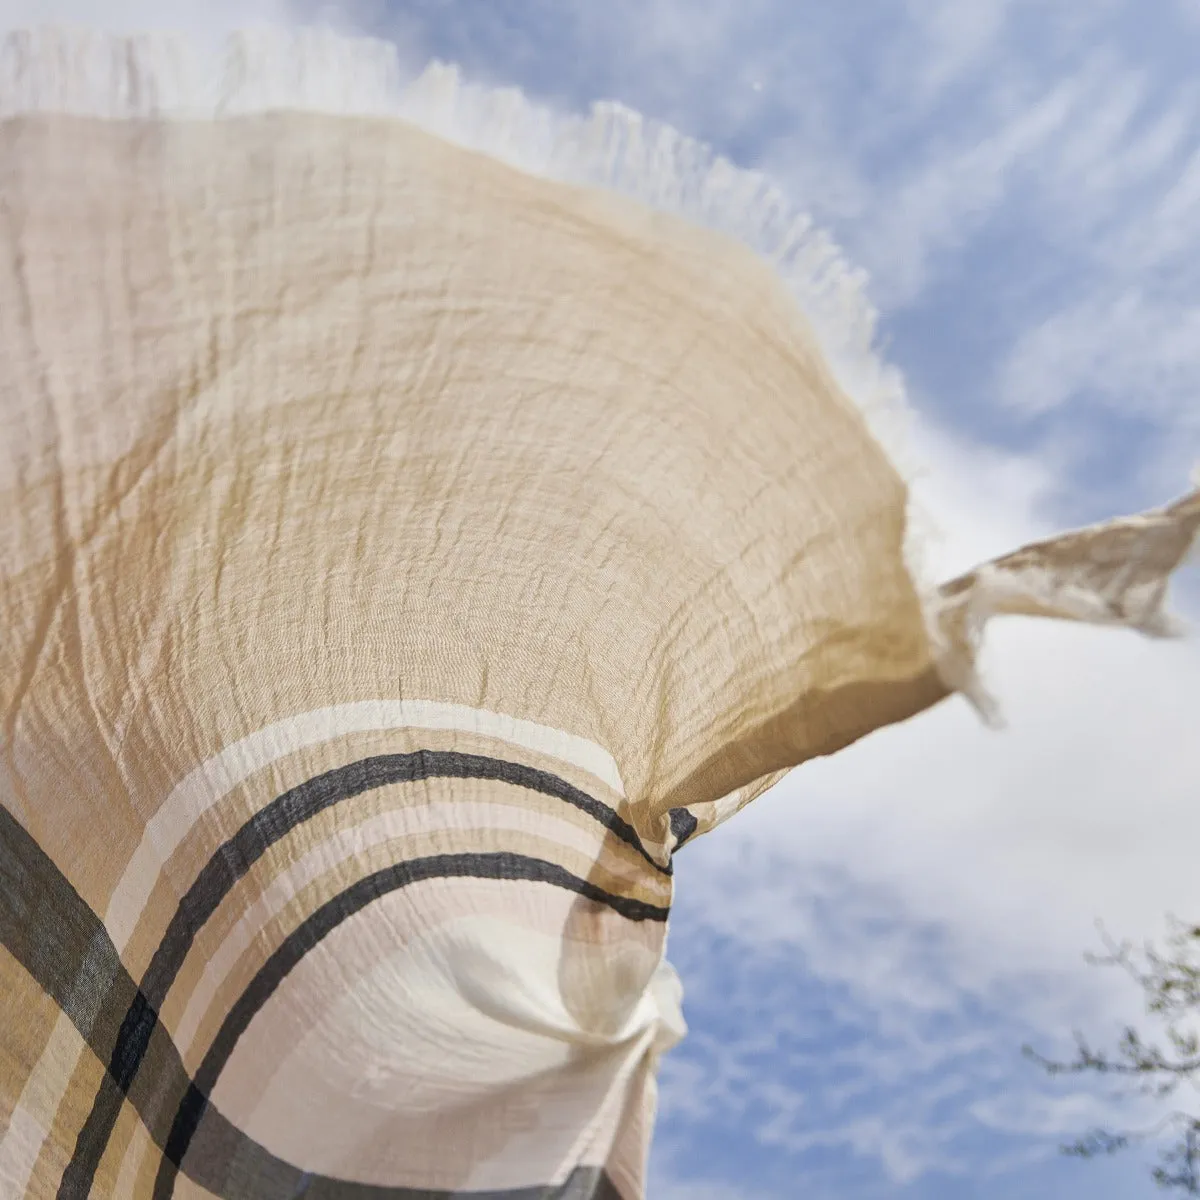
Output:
top-left (0, 1012), bottom-right (85, 1197)
top-left (106, 701), bottom-right (624, 952)
top-left (111, 1113), bottom-right (150, 1200)
top-left (171, 798), bottom-right (645, 1057)
top-left (550, 1024), bottom-right (658, 1187)
top-left (0, 1091), bottom-right (48, 1197)
top-left (0, 703), bottom-right (623, 1185)
top-left (218, 913), bottom-right (671, 1189)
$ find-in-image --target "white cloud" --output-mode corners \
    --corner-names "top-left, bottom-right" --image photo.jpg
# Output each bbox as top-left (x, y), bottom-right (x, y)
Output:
top-left (846, 72), bottom-right (1083, 308)
top-left (697, 441), bottom-right (1200, 982)
top-left (5, 4), bottom-right (1197, 1194)
top-left (896, 0), bottom-right (1013, 105)
top-left (969, 1088), bottom-right (1156, 1140)
top-left (661, 422), bottom-right (1200, 1187)
top-left (1000, 291), bottom-right (1200, 424)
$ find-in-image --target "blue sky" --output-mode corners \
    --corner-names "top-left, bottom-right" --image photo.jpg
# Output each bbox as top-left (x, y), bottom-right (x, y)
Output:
top-left (5, 2), bottom-right (1199, 1196)
top-left (323, 0), bottom-right (1200, 520)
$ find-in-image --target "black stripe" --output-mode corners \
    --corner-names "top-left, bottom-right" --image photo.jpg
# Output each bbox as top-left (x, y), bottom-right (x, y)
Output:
top-left (62, 749), bottom-right (662, 1197)
top-left (668, 807), bottom-right (698, 851)
top-left (155, 848), bottom-right (665, 1198)
top-left (154, 850), bottom-right (666, 1198)
top-left (0, 803), bottom-right (650, 1199)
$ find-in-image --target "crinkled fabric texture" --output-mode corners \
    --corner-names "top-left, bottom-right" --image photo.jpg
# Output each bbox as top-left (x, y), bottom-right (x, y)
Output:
top-left (0, 51), bottom-right (1197, 1200)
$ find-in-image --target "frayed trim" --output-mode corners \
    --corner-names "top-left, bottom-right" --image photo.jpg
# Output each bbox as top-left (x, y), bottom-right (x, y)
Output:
top-left (0, 24), bottom-right (931, 587)
top-left (12, 25), bottom-right (1192, 735)
top-left (929, 485), bottom-right (1200, 722)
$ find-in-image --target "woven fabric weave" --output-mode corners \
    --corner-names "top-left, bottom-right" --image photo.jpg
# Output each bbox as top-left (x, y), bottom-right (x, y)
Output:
top-left (1, 27), bottom-right (1196, 1200)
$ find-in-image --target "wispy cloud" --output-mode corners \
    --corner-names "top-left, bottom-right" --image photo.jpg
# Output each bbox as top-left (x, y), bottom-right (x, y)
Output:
top-left (327, 0), bottom-right (1200, 518)
top-left (6, 3), bottom-right (1196, 1197)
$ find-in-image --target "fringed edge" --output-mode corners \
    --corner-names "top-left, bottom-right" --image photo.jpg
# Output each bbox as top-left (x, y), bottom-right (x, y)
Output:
top-left (11, 25), bottom-right (1192, 736)
top-left (0, 24), bottom-right (933, 591)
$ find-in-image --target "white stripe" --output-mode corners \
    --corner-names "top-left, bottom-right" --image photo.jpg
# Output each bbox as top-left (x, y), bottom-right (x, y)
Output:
top-left (172, 797), bottom-right (646, 1057)
top-left (111, 1117), bottom-right (147, 1199)
top-left (106, 701), bottom-right (623, 952)
top-left (0, 25), bottom-right (929, 594)
top-left (216, 912), bottom-right (670, 1189)
top-left (0, 1013), bottom-right (81, 1195)
top-left (0, 1090), bottom-right (48, 1195)
top-left (0, 702), bottom-right (621, 1181)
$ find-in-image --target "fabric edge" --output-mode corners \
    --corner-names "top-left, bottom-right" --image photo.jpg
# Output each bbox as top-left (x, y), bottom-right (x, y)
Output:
top-left (0, 22), bottom-right (936, 604)
top-left (8, 24), bottom-right (1195, 762)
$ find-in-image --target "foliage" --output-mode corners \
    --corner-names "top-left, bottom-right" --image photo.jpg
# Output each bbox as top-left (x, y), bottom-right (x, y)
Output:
top-left (1024, 919), bottom-right (1200, 1194)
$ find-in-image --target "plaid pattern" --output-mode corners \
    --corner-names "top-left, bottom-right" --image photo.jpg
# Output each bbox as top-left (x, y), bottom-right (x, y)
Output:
top-left (1, 28), bottom-right (1196, 1199)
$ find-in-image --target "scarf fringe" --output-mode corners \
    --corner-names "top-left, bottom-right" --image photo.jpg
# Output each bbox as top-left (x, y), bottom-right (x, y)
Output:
top-left (3, 24), bottom-right (1195, 726)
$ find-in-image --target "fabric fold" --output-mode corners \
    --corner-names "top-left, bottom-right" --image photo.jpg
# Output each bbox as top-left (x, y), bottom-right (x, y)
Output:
top-left (0, 23), bottom-right (1196, 1200)
top-left (932, 486), bottom-right (1200, 721)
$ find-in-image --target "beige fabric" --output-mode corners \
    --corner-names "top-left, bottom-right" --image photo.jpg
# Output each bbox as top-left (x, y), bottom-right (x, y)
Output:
top-left (0, 26), bottom-right (1196, 1200)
